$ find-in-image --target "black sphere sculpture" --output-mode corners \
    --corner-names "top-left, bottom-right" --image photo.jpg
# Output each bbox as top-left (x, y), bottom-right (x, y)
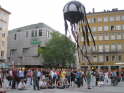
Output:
top-left (63, 1), bottom-right (95, 66)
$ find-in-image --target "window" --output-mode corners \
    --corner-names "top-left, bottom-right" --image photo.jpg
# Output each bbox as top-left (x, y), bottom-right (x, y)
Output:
top-left (111, 44), bottom-right (116, 51)
top-left (91, 27), bottom-right (96, 32)
top-left (81, 37), bottom-right (84, 41)
top-left (31, 31), bottom-right (35, 37)
top-left (110, 16), bottom-right (114, 21)
top-left (47, 31), bottom-right (49, 37)
top-left (93, 56), bottom-right (97, 62)
top-left (110, 25), bottom-right (115, 31)
top-left (116, 25), bottom-right (121, 30)
top-left (112, 56), bottom-right (116, 61)
top-left (111, 33), bottom-right (115, 40)
top-left (88, 18), bottom-right (91, 23)
top-left (2, 33), bottom-right (5, 37)
top-left (1, 51), bottom-right (4, 57)
top-left (35, 30), bottom-right (37, 36)
top-left (99, 56), bottom-right (104, 62)
top-left (104, 17), bottom-right (108, 22)
top-left (91, 46), bottom-right (96, 52)
top-left (39, 29), bottom-right (42, 36)
top-left (92, 18), bottom-right (96, 23)
top-left (122, 33), bottom-right (124, 39)
top-left (98, 26), bottom-right (102, 31)
top-left (104, 26), bottom-right (109, 31)
top-left (0, 24), bottom-right (3, 31)
top-left (105, 56), bottom-right (109, 62)
top-left (121, 16), bottom-right (124, 20)
top-left (118, 55), bottom-right (122, 61)
top-left (104, 34), bottom-right (109, 40)
top-left (23, 48), bottom-right (29, 55)
top-left (117, 44), bottom-right (122, 51)
top-left (104, 45), bottom-right (109, 52)
top-left (116, 16), bottom-right (120, 21)
top-left (122, 25), bottom-right (124, 30)
top-left (1, 41), bottom-right (5, 47)
top-left (93, 35), bottom-right (97, 40)
top-left (98, 17), bottom-right (102, 22)
top-left (10, 49), bottom-right (17, 56)
top-left (91, 18), bottom-right (96, 23)
top-left (98, 45), bottom-right (103, 52)
top-left (26, 32), bottom-right (28, 38)
top-left (116, 33), bottom-right (122, 40)
top-left (88, 35), bottom-right (92, 41)
top-left (14, 34), bottom-right (16, 40)
top-left (0, 27), bottom-right (2, 30)
top-left (98, 35), bottom-right (103, 40)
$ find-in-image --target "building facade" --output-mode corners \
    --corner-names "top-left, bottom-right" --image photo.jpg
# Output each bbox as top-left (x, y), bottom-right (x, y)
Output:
top-left (80, 9), bottom-right (124, 68)
top-left (7, 23), bottom-right (55, 66)
top-left (0, 7), bottom-right (10, 63)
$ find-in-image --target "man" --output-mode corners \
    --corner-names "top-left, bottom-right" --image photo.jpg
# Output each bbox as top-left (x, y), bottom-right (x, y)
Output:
top-left (33, 69), bottom-right (40, 90)
top-left (86, 69), bottom-right (92, 89)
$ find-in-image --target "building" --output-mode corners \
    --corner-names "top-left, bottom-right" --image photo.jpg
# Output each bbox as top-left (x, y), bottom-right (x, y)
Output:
top-left (7, 23), bottom-right (56, 66)
top-left (80, 8), bottom-right (124, 70)
top-left (0, 7), bottom-right (10, 64)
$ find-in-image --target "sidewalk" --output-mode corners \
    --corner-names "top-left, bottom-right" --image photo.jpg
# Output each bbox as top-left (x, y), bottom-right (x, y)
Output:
top-left (7, 81), bottom-right (124, 93)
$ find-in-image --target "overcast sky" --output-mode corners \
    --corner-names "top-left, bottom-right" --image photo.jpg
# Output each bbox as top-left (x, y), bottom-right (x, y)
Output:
top-left (1, 0), bottom-right (124, 33)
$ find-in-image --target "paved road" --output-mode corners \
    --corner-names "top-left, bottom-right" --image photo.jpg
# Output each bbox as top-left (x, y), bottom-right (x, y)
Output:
top-left (7, 82), bottom-right (124, 93)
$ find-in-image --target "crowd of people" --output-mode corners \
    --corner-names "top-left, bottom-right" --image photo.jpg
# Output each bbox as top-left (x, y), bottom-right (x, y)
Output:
top-left (0, 67), bottom-right (124, 90)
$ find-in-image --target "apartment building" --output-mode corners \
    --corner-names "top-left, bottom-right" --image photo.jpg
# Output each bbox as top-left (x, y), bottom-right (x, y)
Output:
top-left (0, 7), bottom-right (10, 64)
top-left (80, 8), bottom-right (124, 69)
top-left (7, 23), bottom-right (55, 66)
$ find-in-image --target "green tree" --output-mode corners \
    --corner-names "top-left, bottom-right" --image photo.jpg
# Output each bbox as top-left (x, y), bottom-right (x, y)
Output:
top-left (38, 32), bottom-right (76, 67)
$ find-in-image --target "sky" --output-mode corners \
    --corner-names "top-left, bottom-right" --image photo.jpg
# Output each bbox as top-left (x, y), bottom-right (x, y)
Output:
top-left (1, 0), bottom-right (124, 34)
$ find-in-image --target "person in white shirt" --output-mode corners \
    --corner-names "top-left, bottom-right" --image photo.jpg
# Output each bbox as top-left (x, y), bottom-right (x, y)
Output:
top-left (104, 71), bottom-right (109, 85)
top-left (39, 79), bottom-right (47, 89)
top-left (18, 80), bottom-right (26, 90)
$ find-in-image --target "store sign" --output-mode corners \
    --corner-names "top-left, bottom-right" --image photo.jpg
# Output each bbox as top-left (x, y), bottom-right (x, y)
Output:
top-left (31, 38), bottom-right (41, 45)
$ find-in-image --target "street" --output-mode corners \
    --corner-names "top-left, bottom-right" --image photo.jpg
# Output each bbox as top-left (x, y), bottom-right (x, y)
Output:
top-left (7, 82), bottom-right (124, 93)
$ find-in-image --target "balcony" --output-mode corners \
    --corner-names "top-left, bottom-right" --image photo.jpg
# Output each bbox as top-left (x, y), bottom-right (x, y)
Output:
top-left (90, 49), bottom-right (124, 54)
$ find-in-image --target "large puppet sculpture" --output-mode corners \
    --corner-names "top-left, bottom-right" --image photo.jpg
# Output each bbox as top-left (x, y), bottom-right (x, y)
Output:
top-left (63, 1), bottom-right (95, 67)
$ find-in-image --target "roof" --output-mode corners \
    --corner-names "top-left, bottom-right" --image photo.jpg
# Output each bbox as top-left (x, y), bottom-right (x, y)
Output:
top-left (9, 23), bottom-right (56, 33)
top-left (0, 7), bottom-right (11, 14)
top-left (87, 9), bottom-right (124, 16)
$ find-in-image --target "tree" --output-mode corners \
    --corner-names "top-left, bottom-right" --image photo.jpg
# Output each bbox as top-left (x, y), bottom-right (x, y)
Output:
top-left (38, 32), bottom-right (76, 67)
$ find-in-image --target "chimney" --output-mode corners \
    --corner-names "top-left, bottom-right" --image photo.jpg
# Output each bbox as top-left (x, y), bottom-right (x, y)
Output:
top-left (92, 8), bottom-right (95, 13)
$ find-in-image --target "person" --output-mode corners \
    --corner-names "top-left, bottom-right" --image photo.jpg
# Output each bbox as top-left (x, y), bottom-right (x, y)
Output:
top-left (98, 70), bottom-right (104, 87)
top-left (39, 79), bottom-right (47, 89)
top-left (33, 69), bottom-right (40, 90)
top-left (86, 69), bottom-right (92, 89)
top-left (95, 70), bottom-right (99, 86)
top-left (18, 79), bottom-right (26, 90)
top-left (12, 68), bottom-right (18, 89)
top-left (56, 79), bottom-right (65, 89)
top-left (75, 69), bottom-right (82, 88)
top-left (104, 71), bottom-right (109, 85)
top-left (0, 69), bottom-right (3, 88)
top-left (90, 71), bottom-right (96, 88)
top-left (70, 69), bottom-right (76, 87)
top-left (111, 70), bottom-right (118, 86)
top-left (47, 80), bottom-right (55, 89)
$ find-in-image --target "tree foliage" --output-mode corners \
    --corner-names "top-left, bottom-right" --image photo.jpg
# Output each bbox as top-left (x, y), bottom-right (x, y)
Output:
top-left (38, 32), bottom-right (76, 67)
